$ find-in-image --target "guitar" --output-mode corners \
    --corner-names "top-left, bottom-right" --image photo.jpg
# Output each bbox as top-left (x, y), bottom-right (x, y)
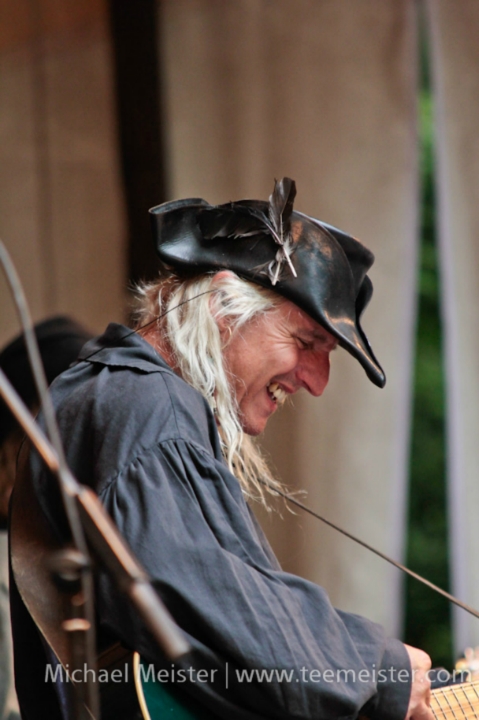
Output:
top-left (10, 442), bottom-right (209, 719)
top-left (134, 653), bottom-right (479, 720)
top-left (430, 678), bottom-right (479, 720)
top-left (11, 445), bottom-right (479, 720)
top-left (134, 653), bottom-right (209, 720)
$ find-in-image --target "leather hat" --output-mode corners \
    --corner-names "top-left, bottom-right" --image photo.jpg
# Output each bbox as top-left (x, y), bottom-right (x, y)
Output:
top-left (149, 178), bottom-right (385, 388)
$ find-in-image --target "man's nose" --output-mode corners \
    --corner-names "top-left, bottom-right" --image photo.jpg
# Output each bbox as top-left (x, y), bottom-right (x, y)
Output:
top-left (297, 352), bottom-right (331, 396)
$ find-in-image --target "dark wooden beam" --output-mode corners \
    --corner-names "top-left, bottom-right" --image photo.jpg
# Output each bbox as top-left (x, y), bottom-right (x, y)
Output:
top-left (108, 0), bottom-right (166, 284)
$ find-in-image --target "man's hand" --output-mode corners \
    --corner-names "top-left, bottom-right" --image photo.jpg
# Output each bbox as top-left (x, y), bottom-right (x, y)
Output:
top-left (404, 644), bottom-right (434, 720)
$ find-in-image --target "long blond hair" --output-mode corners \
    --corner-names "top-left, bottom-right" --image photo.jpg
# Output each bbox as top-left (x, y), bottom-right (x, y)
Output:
top-left (134, 271), bottom-right (284, 504)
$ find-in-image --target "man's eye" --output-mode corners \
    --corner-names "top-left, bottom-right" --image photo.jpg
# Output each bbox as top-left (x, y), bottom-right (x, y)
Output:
top-left (297, 337), bottom-right (312, 350)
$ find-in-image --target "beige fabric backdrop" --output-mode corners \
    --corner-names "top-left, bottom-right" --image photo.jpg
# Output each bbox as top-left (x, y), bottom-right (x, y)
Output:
top-left (0, 0), bottom-right (433, 652)
top-left (0, 0), bottom-right (125, 348)
top-left (0, 3), bottom-right (125, 714)
top-left (427, 0), bottom-right (479, 652)
top-left (2, 0), bottom-right (477, 666)
top-left (160, 0), bottom-right (420, 635)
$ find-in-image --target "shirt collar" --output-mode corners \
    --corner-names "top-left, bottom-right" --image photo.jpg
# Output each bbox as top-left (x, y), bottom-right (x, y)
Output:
top-left (77, 323), bottom-right (173, 375)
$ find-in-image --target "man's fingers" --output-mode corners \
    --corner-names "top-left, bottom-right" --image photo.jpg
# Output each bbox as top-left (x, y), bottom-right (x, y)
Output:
top-left (403, 645), bottom-right (434, 720)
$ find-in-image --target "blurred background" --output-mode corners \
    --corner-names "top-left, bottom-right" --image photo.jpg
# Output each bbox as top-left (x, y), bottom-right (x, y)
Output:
top-left (1, 0), bottom-right (479, 670)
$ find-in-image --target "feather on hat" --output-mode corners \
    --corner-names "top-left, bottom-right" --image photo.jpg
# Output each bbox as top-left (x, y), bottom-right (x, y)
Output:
top-left (149, 178), bottom-right (385, 388)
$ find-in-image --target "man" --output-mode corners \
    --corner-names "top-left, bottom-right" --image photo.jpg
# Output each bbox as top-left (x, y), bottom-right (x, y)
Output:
top-left (0, 316), bottom-right (92, 720)
top-left (15, 180), bottom-right (432, 719)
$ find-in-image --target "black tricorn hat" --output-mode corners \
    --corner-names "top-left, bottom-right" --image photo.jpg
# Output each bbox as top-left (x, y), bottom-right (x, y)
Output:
top-left (149, 178), bottom-right (385, 388)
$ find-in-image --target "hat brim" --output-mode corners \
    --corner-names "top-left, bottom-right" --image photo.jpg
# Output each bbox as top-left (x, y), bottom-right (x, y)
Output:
top-left (150, 199), bottom-right (386, 388)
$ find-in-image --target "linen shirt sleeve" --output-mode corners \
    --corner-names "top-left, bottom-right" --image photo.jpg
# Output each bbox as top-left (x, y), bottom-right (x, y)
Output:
top-left (95, 437), bottom-right (411, 720)
top-left (30, 328), bottom-right (411, 720)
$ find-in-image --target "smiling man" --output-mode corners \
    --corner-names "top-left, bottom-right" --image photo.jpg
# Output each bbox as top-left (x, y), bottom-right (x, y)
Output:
top-left (216, 292), bottom-right (337, 434)
top-left (16, 179), bottom-right (433, 720)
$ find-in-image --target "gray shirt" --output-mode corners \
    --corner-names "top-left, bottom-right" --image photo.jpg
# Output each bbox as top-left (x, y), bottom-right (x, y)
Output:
top-left (31, 323), bottom-right (411, 720)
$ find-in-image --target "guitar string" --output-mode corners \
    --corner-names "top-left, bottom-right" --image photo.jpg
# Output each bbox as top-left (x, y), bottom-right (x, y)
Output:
top-left (259, 478), bottom-right (479, 621)
top-left (441, 682), bottom-right (479, 695)
top-left (434, 681), bottom-right (479, 720)
top-left (77, 289), bottom-right (216, 366)
top-left (451, 685), bottom-right (477, 720)
top-left (432, 691), bottom-right (450, 720)
top-left (4, 244), bottom-right (479, 711)
top-left (439, 686), bottom-right (460, 720)
top-left (458, 684), bottom-right (479, 720)
top-left (21, 283), bottom-right (479, 623)
top-left (440, 681), bottom-right (479, 700)
top-left (469, 684), bottom-right (479, 704)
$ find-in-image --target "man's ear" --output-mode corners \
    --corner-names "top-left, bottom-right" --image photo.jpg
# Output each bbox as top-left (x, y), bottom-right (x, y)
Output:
top-left (209, 271), bottom-right (234, 335)
top-left (216, 315), bottom-right (230, 335)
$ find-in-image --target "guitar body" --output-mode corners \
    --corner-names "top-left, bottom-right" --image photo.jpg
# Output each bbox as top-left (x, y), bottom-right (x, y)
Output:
top-left (134, 654), bottom-right (210, 719)
top-left (133, 655), bottom-right (479, 720)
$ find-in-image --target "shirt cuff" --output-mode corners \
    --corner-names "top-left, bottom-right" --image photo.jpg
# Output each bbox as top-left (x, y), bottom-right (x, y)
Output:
top-left (361, 639), bottom-right (411, 720)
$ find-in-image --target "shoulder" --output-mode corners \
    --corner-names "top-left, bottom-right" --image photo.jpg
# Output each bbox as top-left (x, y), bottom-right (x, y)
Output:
top-left (113, 361), bottom-right (218, 454)
top-left (49, 325), bottom-right (222, 480)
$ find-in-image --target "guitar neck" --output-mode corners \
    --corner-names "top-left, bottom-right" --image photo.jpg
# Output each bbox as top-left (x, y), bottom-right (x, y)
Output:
top-left (431, 679), bottom-right (479, 720)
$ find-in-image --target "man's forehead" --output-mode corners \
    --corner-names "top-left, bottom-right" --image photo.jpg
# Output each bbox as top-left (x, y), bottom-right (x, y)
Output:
top-left (275, 299), bottom-right (338, 345)
top-left (292, 313), bottom-right (338, 344)
top-left (302, 327), bottom-right (337, 342)
top-left (288, 306), bottom-right (324, 332)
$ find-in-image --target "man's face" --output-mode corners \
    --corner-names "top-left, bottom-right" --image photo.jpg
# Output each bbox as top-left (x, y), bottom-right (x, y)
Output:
top-left (220, 300), bottom-right (338, 436)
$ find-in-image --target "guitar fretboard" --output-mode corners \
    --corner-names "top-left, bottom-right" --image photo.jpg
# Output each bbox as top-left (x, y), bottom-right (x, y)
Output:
top-left (431, 680), bottom-right (479, 720)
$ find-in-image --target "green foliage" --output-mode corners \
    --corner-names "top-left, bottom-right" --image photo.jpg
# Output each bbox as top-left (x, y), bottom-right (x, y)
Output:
top-left (404, 90), bottom-right (452, 668)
